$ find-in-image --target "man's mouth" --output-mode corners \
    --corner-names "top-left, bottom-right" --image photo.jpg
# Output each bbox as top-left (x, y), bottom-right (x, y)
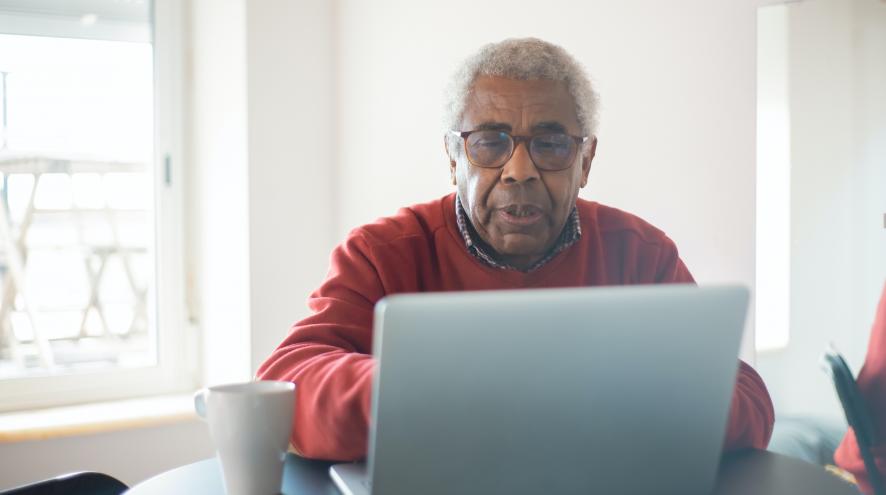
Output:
top-left (499, 204), bottom-right (544, 226)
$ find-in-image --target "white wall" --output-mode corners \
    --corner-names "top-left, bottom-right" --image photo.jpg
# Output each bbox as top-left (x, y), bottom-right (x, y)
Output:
top-left (245, 0), bottom-right (337, 372)
top-left (336, 0), bottom-right (762, 359)
top-left (854, 1), bottom-right (886, 319)
top-left (0, 420), bottom-right (213, 489)
top-left (756, 0), bottom-right (886, 418)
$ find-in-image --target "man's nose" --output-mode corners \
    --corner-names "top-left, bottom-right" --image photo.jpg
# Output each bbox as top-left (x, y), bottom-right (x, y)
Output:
top-left (501, 141), bottom-right (540, 184)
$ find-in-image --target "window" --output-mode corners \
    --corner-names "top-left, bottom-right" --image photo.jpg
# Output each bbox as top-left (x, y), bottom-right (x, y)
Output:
top-left (755, 4), bottom-right (791, 352)
top-left (0, 0), bottom-right (191, 411)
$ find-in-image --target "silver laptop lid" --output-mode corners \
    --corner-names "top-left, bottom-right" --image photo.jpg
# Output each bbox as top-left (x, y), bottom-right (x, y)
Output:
top-left (367, 284), bottom-right (749, 495)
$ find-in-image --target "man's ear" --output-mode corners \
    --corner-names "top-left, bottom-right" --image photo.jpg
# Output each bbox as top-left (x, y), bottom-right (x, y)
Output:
top-left (444, 136), bottom-right (457, 186)
top-left (580, 136), bottom-right (597, 188)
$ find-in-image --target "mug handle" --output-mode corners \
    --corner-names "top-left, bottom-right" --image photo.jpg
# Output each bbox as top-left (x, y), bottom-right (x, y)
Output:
top-left (193, 388), bottom-right (208, 420)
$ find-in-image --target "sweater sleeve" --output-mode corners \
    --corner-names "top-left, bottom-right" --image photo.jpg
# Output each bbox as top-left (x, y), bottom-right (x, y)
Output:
top-left (721, 361), bottom-right (775, 450)
top-left (654, 237), bottom-right (775, 451)
top-left (256, 232), bottom-right (381, 461)
top-left (834, 281), bottom-right (886, 494)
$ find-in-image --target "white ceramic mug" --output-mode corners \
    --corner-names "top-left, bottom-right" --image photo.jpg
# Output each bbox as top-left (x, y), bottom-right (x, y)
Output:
top-left (194, 381), bottom-right (296, 495)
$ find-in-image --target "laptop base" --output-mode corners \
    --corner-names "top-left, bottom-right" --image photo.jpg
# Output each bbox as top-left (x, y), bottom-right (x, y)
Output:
top-left (330, 462), bottom-right (369, 495)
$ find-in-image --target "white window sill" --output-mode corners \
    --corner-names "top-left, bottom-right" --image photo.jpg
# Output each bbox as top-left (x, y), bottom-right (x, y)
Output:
top-left (0, 394), bottom-right (198, 443)
top-left (756, 342), bottom-right (789, 355)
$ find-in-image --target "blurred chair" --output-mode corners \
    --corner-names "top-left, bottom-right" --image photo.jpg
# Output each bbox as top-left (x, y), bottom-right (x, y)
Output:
top-left (823, 348), bottom-right (886, 495)
top-left (768, 414), bottom-right (846, 466)
top-left (0, 472), bottom-right (127, 495)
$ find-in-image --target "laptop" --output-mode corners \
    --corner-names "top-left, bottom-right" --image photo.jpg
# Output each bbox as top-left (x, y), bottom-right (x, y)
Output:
top-left (330, 284), bottom-right (749, 495)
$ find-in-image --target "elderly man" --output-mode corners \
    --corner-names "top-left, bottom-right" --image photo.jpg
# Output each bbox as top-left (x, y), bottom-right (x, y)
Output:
top-left (257, 38), bottom-right (775, 461)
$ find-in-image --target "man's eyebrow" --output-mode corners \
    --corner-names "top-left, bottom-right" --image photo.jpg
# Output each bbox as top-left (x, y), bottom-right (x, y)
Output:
top-left (472, 122), bottom-right (512, 131)
top-left (532, 121), bottom-right (568, 133)
top-left (467, 121), bottom-right (571, 133)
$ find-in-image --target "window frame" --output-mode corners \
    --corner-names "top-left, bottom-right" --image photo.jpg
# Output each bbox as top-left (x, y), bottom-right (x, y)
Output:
top-left (0, 0), bottom-right (196, 412)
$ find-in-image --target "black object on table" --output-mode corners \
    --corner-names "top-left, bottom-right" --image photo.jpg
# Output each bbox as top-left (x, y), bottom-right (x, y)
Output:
top-left (2, 472), bottom-right (128, 495)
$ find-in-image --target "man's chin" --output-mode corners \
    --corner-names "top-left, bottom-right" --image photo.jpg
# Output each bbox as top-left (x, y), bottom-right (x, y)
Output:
top-left (492, 235), bottom-right (549, 263)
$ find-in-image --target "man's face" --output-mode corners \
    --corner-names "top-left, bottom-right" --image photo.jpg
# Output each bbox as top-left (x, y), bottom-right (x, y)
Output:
top-left (448, 76), bottom-right (596, 270)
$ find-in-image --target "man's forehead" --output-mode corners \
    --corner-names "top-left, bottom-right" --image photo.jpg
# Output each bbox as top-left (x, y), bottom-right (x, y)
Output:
top-left (461, 76), bottom-right (580, 132)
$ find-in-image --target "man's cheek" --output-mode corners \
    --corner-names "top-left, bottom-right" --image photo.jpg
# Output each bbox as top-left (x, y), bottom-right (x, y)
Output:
top-left (463, 177), bottom-right (485, 205)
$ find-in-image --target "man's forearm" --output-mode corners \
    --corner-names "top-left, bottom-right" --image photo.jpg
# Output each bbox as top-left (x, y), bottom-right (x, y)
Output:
top-left (257, 344), bottom-right (374, 461)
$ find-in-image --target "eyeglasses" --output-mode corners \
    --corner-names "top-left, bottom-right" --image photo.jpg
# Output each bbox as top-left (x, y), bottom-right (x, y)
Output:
top-left (449, 129), bottom-right (589, 171)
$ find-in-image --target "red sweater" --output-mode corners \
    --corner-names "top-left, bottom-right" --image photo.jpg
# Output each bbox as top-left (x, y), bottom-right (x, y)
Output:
top-left (256, 193), bottom-right (774, 460)
top-left (835, 281), bottom-right (886, 494)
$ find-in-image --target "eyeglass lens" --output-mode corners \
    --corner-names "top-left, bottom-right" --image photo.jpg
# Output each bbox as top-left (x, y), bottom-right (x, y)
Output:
top-left (465, 131), bottom-right (576, 170)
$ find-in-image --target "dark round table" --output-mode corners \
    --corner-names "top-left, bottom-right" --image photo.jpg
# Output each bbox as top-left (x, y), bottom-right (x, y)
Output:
top-left (126, 449), bottom-right (860, 494)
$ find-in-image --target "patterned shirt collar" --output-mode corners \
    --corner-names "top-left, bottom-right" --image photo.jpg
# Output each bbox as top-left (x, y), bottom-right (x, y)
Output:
top-left (454, 193), bottom-right (582, 273)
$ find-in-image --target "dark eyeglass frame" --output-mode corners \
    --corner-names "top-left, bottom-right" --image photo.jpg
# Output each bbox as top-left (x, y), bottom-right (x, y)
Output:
top-left (449, 129), bottom-right (589, 171)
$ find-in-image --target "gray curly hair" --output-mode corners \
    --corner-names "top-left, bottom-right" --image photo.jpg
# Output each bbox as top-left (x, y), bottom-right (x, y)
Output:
top-left (443, 38), bottom-right (599, 140)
